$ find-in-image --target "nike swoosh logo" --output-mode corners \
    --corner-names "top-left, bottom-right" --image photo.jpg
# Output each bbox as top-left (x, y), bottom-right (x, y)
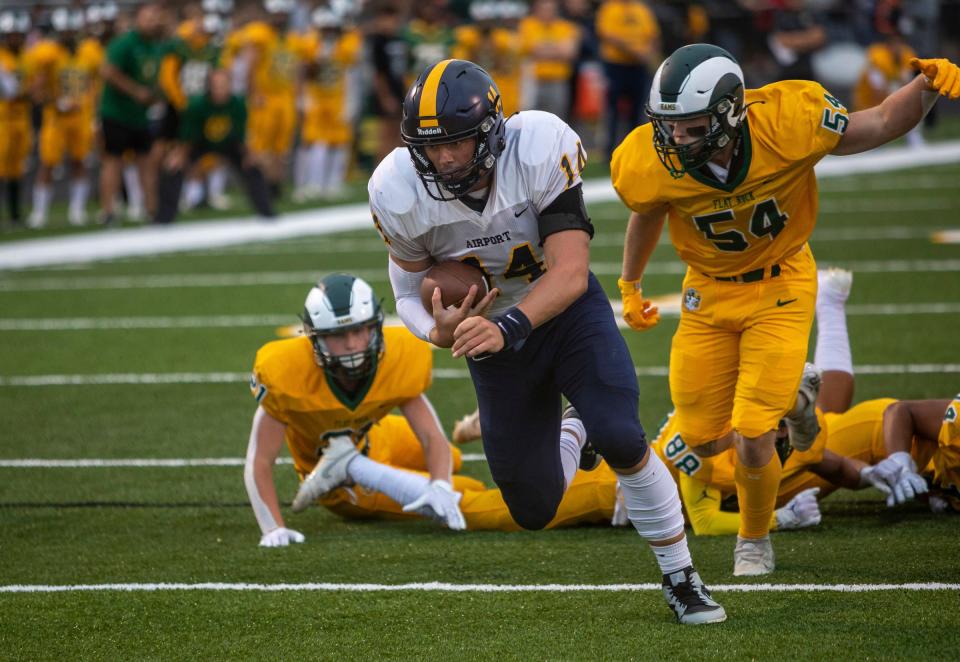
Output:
top-left (776, 298), bottom-right (798, 307)
top-left (514, 206), bottom-right (529, 217)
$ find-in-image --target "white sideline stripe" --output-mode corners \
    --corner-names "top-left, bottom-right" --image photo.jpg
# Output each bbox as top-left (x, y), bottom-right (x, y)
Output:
top-left (1, 581), bottom-right (958, 594)
top-left (2, 364), bottom-right (958, 387)
top-left (5, 258), bottom-right (960, 292)
top-left (2, 141), bottom-right (959, 270)
top-left (0, 453), bottom-right (489, 468)
top-left (4, 300), bottom-right (959, 332)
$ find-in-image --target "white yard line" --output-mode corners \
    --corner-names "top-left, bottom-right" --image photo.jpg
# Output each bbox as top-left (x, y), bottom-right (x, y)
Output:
top-left (1, 141), bottom-right (959, 270)
top-left (5, 258), bottom-right (960, 292)
top-left (2, 300), bottom-right (958, 332)
top-left (1, 581), bottom-right (957, 594)
top-left (2, 364), bottom-right (957, 387)
top-left (0, 454), bottom-right (489, 468)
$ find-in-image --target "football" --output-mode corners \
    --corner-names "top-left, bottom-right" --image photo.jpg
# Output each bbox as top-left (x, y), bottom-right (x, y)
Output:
top-left (420, 260), bottom-right (490, 310)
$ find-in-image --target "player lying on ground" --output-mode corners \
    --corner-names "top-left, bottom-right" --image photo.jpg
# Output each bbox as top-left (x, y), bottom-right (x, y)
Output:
top-left (244, 274), bottom-right (467, 548)
top-left (454, 269), bottom-right (960, 534)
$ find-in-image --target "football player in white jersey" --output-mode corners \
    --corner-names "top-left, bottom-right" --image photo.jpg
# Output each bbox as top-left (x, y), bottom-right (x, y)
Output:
top-left (367, 59), bottom-right (725, 625)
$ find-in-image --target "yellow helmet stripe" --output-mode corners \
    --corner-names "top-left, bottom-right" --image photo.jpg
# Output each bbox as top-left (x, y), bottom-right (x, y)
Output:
top-left (418, 59), bottom-right (454, 128)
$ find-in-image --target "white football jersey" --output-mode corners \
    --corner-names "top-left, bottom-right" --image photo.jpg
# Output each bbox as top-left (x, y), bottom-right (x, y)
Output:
top-left (369, 110), bottom-right (587, 317)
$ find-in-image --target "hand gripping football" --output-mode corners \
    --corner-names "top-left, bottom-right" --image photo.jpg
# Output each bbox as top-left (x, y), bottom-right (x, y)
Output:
top-left (420, 261), bottom-right (490, 310)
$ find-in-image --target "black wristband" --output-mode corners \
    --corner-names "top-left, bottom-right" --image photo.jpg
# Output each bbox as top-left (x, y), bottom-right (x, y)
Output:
top-left (493, 307), bottom-right (532, 351)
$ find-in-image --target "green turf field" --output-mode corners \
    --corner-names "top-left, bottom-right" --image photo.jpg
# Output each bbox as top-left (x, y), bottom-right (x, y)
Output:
top-left (1, 161), bottom-right (959, 659)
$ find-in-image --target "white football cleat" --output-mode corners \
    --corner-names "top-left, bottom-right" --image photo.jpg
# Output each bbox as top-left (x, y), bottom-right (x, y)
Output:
top-left (733, 535), bottom-right (775, 576)
top-left (452, 409), bottom-right (481, 444)
top-left (817, 267), bottom-right (852, 304)
top-left (291, 435), bottom-right (358, 512)
top-left (786, 362), bottom-right (822, 451)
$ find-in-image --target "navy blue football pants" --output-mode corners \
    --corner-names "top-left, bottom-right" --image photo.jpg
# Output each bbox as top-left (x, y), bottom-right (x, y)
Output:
top-left (467, 273), bottom-right (648, 530)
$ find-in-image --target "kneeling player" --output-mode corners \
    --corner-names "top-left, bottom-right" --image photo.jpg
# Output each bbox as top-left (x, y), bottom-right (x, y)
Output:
top-left (155, 68), bottom-right (273, 224)
top-left (244, 274), bottom-right (470, 547)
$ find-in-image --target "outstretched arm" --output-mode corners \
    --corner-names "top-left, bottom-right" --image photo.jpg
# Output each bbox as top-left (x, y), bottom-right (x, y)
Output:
top-left (833, 58), bottom-right (959, 156)
top-left (243, 406), bottom-right (304, 546)
top-left (619, 206), bottom-right (668, 331)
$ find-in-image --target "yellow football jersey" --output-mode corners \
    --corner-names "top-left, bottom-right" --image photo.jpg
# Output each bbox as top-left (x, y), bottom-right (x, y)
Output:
top-left (854, 42), bottom-right (916, 111)
top-left (652, 408), bottom-right (829, 496)
top-left (28, 40), bottom-right (101, 114)
top-left (595, 0), bottom-right (659, 65)
top-left (932, 394), bottom-right (960, 500)
top-left (612, 80), bottom-right (848, 277)
top-left (518, 16), bottom-right (578, 82)
top-left (238, 22), bottom-right (304, 98)
top-left (453, 26), bottom-right (523, 116)
top-left (0, 47), bottom-right (30, 122)
top-left (301, 29), bottom-right (362, 97)
top-left (250, 327), bottom-right (432, 475)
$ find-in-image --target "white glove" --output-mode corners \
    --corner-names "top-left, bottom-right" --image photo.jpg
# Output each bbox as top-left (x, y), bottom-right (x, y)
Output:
top-left (775, 487), bottom-right (822, 530)
top-left (869, 452), bottom-right (928, 507)
top-left (259, 527), bottom-right (305, 548)
top-left (859, 464), bottom-right (893, 498)
top-left (402, 479), bottom-right (466, 531)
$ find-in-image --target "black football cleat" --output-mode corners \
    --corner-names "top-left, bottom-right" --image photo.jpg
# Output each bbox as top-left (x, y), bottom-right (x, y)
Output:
top-left (562, 405), bottom-right (600, 471)
top-left (662, 566), bottom-right (727, 625)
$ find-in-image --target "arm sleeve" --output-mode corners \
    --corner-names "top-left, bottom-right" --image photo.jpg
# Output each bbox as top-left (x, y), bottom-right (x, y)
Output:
top-left (179, 100), bottom-right (201, 143)
top-left (678, 473), bottom-right (742, 537)
top-left (537, 183), bottom-right (594, 244)
top-left (388, 258), bottom-right (436, 342)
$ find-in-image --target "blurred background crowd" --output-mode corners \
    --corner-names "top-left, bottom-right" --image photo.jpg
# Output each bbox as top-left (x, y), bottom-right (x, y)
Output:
top-left (0, 0), bottom-right (957, 229)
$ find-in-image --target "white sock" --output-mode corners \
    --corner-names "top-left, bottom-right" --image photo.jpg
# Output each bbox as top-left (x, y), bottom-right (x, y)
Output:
top-left (815, 299), bottom-right (852, 375)
top-left (68, 178), bottom-right (89, 215)
top-left (208, 167), bottom-right (227, 198)
top-left (309, 143), bottom-right (330, 192)
top-left (652, 538), bottom-right (694, 576)
top-left (32, 183), bottom-right (51, 220)
top-left (326, 145), bottom-right (348, 194)
top-left (183, 179), bottom-right (204, 209)
top-left (618, 450), bottom-right (691, 574)
top-left (558, 417), bottom-right (586, 490)
top-left (122, 165), bottom-right (143, 211)
top-left (346, 453), bottom-right (429, 507)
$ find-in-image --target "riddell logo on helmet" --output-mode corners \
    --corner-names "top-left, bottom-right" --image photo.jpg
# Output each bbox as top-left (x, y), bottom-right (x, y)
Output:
top-left (417, 126), bottom-right (444, 136)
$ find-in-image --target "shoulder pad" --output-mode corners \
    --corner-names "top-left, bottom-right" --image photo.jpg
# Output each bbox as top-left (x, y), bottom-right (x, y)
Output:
top-left (512, 110), bottom-right (571, 168)
top-left (367, 149), bottom-right (423, 238)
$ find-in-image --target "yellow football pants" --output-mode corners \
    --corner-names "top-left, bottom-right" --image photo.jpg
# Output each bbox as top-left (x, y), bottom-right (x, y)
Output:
top-left (39, 108), bottom-right (94, 167)
top-left (0, 116), bottom-right (32, 179)
top-left (670, 244), bottom-right (819, 445)
top-left (247, 93), bottom-right (296, 156)
top-left (319, 414), bottom-right (618, 530)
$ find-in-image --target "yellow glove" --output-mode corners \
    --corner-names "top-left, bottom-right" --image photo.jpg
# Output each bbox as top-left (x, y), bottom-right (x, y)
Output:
top-left (910, 57), bottom-right (960, 99)
top-left (618, 278), bottom-right (660, 331)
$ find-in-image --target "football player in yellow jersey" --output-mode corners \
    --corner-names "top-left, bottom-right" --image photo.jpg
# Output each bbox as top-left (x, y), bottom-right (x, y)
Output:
top-left (0, 11), bottom-right (32, 227)
top-left (245, 274), bottom-right (471, 547)
top-left (26, 10), bottom-right (100, 228)
top-left (294, 8), bottom-right (362, 202)
top-left (228, 0), bottom-right (304, 199)
top-left (453, 2), bottom-right (526, 118)
top-left (613, 43), bottom-right (960, 575)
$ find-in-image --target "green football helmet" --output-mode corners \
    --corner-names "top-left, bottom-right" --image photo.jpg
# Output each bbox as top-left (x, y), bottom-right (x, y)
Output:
top-left (646, 44), bottom-right (746, 179)
top-left (301, 274), bottom-right (385, 382)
